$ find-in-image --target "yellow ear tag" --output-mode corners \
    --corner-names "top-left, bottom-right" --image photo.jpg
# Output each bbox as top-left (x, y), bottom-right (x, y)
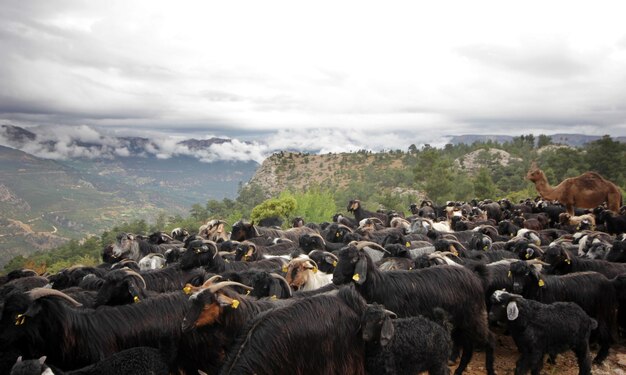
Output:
top-left (452, 250), bottom-right (459, 257)
top-left (406, 242), bottom-right (411, 247)
top-left (507, 271), bottom-right (512, 278)
top-left (336, 232), bottom-right (340, 238)
top-left (282, 265), bottom-right (288, 273)
top-left (245, 290), bottom-right (250, 296)
top-left (231, 299), bottom-right (240, 309)
top-left (332, 260), bottom-right (338, 267)
top-left (565, 259), bottom-right (571, 264)
top-left (183, 286), bottom-right (192, 295)
top-left (271, 295), bottom-right (277, 301)
top-left (352, 273), bottom-right (360, 282)
top-left (538, 279), bottom-right (545, 287)
top-left (15, 313), bottom-right (25, 326)
top-left (244, 255), bottom-right (249, 261)
top-left (525, 253), bottom-right (531, 259)
top-left (313, 267), bottom-right (318, 273)
top-left (133, 296), bottom-right (140, 303)
top-left (483, 245), bottom-right (488, 251)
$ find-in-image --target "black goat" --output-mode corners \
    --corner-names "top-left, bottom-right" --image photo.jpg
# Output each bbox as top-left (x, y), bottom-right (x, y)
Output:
top-left (233, 240), bottom-right (295, 261)
top-left (94, 268), bottom-right (157, 306)
top-left (0, 269), bottom-right (39, 286)
top-left (597, 209), bottom-right (626, 235)
top-left (361, 304), bottom-right (452, 375)
top-left (179, 239), bottom-right (286, 274)
top-left (10, 346), bottom-right (170, 375)
top-left (333, 244), bottom-right (495, 375)
top-left (507, 261), bottom-right (618, 363)
top-left (347, 199), bottom-right (389, 225)
top-left (489, 290), bottom-right (597, 375)
top-left (0, 276), bottom-right (49, 301)
top-left (332, 212), bottom-right (357, 229)
top-left (0, 288), bottom-right (188, 371)
top-left (229, 220), bottom-right (317, 243)
top-left (298, 233), bottom-right (327, 252)
top-left (248, 271), bottom-right (292, 299)
top-left (48, 266), bottom-right (108, 290)
top-left (307, 249), bottom-right (338, 274)
top-left (111, 232), bottom-right (180, 262)
top-left (218, 285), bottom-right (367, 375)
top-left (542, 243), bottom-right (626, 278)
top-left (180, 281), bottom-right (292, 373)
top-left (323, 223), bottom-right (353, 244)
top-left (606, 235), bottom-right (626, 262)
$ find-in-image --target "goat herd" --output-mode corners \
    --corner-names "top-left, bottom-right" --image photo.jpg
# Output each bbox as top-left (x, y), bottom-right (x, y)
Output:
top-left (2, 197), bottom-right (626, 375)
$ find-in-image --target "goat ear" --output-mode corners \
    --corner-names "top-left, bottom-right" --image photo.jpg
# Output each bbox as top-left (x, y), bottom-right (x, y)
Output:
top-left (506, 301), bottom-right (519, 321)
top-left (353, 254), bottom-right (368, 285)
top-left (38, 356), bottom-right (47, 365)
top-left (380, 317), bottom-right (395, 346)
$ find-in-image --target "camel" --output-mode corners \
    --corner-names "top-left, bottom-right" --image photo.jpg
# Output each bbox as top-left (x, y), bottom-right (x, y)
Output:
top-left (526, 162), bottom-right (622, 215)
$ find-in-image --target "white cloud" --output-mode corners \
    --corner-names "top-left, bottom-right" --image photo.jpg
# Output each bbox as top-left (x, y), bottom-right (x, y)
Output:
top-left (0, 0), bottom-right (625, 138)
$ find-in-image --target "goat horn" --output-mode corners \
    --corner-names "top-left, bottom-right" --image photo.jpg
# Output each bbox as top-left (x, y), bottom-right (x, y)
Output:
top-left (448, 240), bottom-right (467, 251)
top-left (270, 273), bottom-right (292, 298)
top-left (438, 251), bottom-right (461, 259)
top-left (202, 275), bottom-right (223, 287)
top-left (28, 288), bottom-right (83, 307)
top-left (354, 241), bottom-right (388, 253)
top-left (122, 268), bottom-right (147, 289)
top-left (310, 233), bottom-right (327, 245)
top-left (208, 281), bottom-right (253, 293)
top-left (428, 252), bottom-right (446, 260)
top-left (383, 309), bottom-right (397, 319)
top-left (525, 259), bottom-right (549, 266)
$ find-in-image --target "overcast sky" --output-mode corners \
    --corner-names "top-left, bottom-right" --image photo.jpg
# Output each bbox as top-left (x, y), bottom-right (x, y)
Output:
top-left (1, 0), bottom-right (625, 156)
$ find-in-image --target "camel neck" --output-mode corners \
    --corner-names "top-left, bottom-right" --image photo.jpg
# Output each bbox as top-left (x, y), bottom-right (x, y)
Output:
top-left (532, 175), bottom-right (556, 199)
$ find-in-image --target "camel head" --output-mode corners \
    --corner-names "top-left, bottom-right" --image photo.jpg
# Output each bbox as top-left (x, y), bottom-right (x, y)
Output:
top-left (525, 161), bottom-right (544, 182)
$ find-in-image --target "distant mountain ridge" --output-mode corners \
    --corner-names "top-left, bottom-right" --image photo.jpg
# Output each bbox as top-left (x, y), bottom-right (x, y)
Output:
top-left (0, 124), bottom-right (236, 160)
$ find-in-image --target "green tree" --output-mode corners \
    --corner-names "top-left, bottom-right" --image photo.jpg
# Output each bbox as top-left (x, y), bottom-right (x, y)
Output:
top-left (473, 168), bottom-right (497, 199)
top-left (190, 203), bottom-right (208, 222)
top-left (280, 188), bottom-right (338, 224)
top-left (250, 196), bottom-right (297, 224)
top-left (584, 135), bottom-right (626, 184)
top-left (537, 134), bottom-right (552, 148)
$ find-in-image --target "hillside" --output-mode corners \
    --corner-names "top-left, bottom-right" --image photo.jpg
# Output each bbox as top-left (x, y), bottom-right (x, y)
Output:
top-left (454, 148), bottom-right (523, 175)
top-left (248, 151), bottom-right (411, 196)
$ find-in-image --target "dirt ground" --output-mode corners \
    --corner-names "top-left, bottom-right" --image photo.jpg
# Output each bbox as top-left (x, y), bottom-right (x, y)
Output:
top-left (452, 332), bottom-right (626, 375)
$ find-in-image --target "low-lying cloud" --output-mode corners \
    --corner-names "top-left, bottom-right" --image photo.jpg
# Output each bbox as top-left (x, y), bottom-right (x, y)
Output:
top-left (0, 124), bottom-right (452, 164)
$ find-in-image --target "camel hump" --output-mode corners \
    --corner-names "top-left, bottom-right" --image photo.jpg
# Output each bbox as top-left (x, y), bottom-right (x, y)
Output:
top-left (575, 171), bottom-right (617, 189)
